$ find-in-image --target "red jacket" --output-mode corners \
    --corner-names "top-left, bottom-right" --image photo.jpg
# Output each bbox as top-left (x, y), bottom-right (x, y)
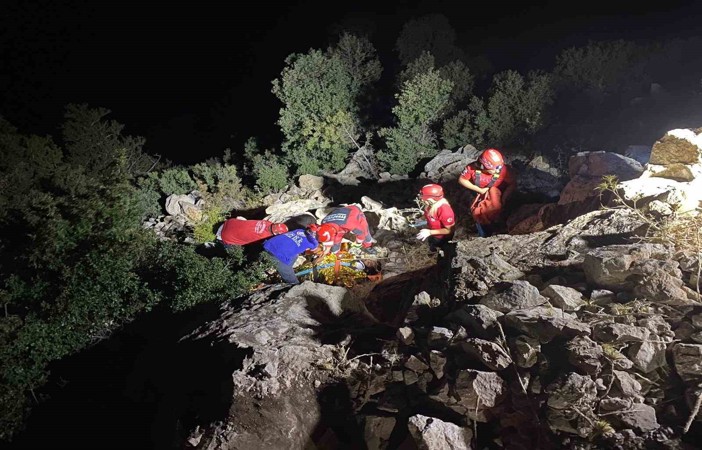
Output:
top-left (424, 201), bottom-right (455, 240)
top-left (460, 162), bottom-right (515, 192)
top-left (218, 219), bottom-right (275, 245)
top-left (321, 205), bottom-right (373, 251)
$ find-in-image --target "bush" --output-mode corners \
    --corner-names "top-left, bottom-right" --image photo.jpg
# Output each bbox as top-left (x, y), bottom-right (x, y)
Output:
top-left (554, 40), bottom-right (648, 97)
top-left (243, 138), bottom-right (290, 194)
top-left (440, 96), bottom-right (489, 150)
top-left (147, 242), bottom-right (257, 312)
top-left (193, 205), bottom-right (226, 243)
top-left (485, 70), bottom-right (554, 147)
top-left (272, 49), bottom-right (360, 174)
top-left (155, 167), bottom-right (198, 195)
top-left (378, 68), bottom-right (453, 174)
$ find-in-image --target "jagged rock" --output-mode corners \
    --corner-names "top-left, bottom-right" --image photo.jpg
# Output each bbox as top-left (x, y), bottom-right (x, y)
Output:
top-left (405, 355), bottom-right (430, 373)
top-left (500, 306), bottom-right (591, 343)
top-left (326, 145), bottom-right (379, 185)
top-left (265, 198), bottom-right (332, 223)
top-left (407, 414), bottom-right (473, 450)
top-left (458, 338), bottom-right (512, 370)
top-left (557, 152), bottom-right (643, 206)
top-left (582, 243), bottom-right (670, 290)
top-left (364, 416), bottom-right (396, 450)
top-left (627, 341), bottom-right (668, 373)
top-left (541, 284), bottom-right (586, 312)
top-left (601, 398), bottom-right (660, 433)
top-left (452, 254), bottom-right (525, 301)
top-left (445, 304), bottom-right (504, 340)
top-left (611, 370), bottom-right (644, 400)
top-left (429, 351), bottom-right (447, 379)
top-left (187, 282), bottom-right (376, 449)
top-left (443, 370), bottom-right (508, 422)
top-left (510, 153), bottom-right (565, 199)
top-left (672, 343), bottom-right (702, 383)
top-left (509, 335), bottom-right (540, 368)
top-left (297, 174), bottom-right (325, 191)
top-left (420, 145), bottom-right (481, 184)
top-left (631, 259), bottom-right (694, 305)
top-left (427, 327), bottom-right (453, 349)
top-left (479, 280), bottom-right (548, 313)
top-left (164, 192), bottom-right (202, 217)
top-left (397, 327), bottom-right (415, 345)
top-left (404, 370), bottom-right (419, 385)
top-left (566, 335), bottom-right (603, 375)
top-left (675, 321), bottom-right (697, 342)
top-left (545, 373), bottom-right (598, 437)
top-left (568, 151), bottom-right (644, 181)
top-left (648, 128), bottom-right (702, 165)
top-left (592, 323), bottom-right (650, 344)
top-left (621, 129), bottom-right (702, 214)
top-left (590, 289), bottom-right (615, 305)
top-left (417, 372), bottom-right (434, 392)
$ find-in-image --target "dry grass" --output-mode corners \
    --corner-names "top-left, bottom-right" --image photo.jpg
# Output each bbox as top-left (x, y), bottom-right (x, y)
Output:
top-left (395, 241), bottom-right (439, 271)
top-left (654, 214), bottom-right (702, 253)
top-left (598, 175), bottom-right (702, 252)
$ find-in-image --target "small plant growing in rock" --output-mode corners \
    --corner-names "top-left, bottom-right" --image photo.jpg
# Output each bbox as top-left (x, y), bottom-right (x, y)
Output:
top-left (590, 419), bottom-right (615, 440)
top-left (601, 343), bottom-right (625, 361)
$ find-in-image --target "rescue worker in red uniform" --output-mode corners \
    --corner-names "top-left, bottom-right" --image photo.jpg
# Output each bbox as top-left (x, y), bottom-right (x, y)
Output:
top-left (458, 148), bottom-right (516, 237)
top-left (216, 217), bottom-right (288, 248)
top-left (415, 183), bottom-right (455, 252)
top-left (311, 204), bottom-right (376, 256)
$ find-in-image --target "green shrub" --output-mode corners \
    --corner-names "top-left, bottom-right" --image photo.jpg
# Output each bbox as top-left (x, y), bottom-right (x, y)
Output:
top-left (485, 70), bottom-right (554, 147)
top-left (193, 205), bottom-right (226, 243)
top-left (62, 103), bottom-right (156, 179)
top-left (395, 13), bottom-right (464, 67)
top-left (378, 68), bottom-right (453, 174)
top-left (272, 50), bottom-right (360, 174)
top-left (554, 39), bottom-right (648, 96)
top-left (440, 96), bottom-right (489, 149)
top-left (243, 138), bottom-right (290, 193)
top-left (156, 167), bottom-right (197, 195)
top-left (148, 242), bottom-right (253, 312)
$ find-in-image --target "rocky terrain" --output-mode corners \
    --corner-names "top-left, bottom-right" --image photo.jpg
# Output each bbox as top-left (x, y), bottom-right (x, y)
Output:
top-left (152, 128), bottom-right (702, 450)
top-left (15, 128), bottom-right (696, 449)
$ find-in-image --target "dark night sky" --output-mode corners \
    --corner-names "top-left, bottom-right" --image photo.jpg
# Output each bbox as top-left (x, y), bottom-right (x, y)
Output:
top-left (2, 0), bottom-right (702, 163)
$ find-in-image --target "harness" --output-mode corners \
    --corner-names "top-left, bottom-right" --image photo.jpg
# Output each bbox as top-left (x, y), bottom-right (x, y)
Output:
top-left (473, 166), bottom-right (502, 189)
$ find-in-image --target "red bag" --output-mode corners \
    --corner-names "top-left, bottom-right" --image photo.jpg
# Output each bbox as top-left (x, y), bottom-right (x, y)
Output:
top-left (471, 187), bottom-right (503, 225)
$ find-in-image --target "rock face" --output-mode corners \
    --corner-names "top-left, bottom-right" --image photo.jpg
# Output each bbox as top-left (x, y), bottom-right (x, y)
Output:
top-left (165, 129), bottom-right (702, 450)
top-left (184, 282), bottom-right (377, 449)
top-left (173, 226), bottom-right (697, 449)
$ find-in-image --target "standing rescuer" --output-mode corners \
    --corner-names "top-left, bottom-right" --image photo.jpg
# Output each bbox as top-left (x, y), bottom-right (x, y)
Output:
top-left (415, 183), bottom-right (455, 252)
top-left (458, 148), bottom-right (516, 237)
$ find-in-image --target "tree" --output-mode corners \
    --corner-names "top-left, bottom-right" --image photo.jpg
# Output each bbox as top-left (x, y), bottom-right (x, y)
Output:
top-left (440, 96), bottom-right (490, 150)
top-left (399, 52), bottom-right (474, 114)
top-left (272, 50), bottom-right (360, 175)
top-left (328, 32), bottom-right (382, 92)
top-left (554, 40), bottom-right (648, 97)
top-left (0, 115), bottom-right (269, 442)
top-left (378, 69), bottom-right (453, 174)
top-left (62, 103), bottom-right (158, 179)
top-left (395, 14), bottom-right (464, 67)
top-left (485, 70), bottom-right (554, 147)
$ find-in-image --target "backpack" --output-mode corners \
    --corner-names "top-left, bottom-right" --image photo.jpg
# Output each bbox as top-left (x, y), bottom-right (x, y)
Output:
top-left (471, 187), bottom-right (503, 225)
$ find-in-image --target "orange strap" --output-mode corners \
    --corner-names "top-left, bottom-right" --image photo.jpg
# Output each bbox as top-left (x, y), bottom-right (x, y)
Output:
top-left (333, 257), bottom-right (341, 284)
